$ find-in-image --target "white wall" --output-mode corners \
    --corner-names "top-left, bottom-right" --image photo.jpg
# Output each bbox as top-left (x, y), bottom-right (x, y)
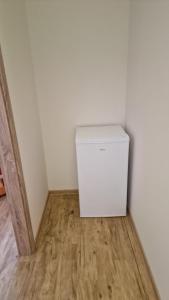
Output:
top-left (126, 1), bottom-right (169, 299)
top-left (0, 0), bottom-right (48, 237)
top-left (1, 0), bottom-right (169, 297)
top-left (26, 0), bottom-right (130, 189)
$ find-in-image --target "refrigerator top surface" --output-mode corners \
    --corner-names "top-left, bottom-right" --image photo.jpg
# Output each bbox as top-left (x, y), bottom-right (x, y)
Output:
top-left (76, 125), bottom-right (129, 144)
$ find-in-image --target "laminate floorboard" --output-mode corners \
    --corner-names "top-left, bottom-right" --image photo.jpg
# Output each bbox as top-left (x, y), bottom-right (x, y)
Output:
top-left (0, 197), bottom-right (18, 300)
top-left (0, 193), bottom-right (158, 300)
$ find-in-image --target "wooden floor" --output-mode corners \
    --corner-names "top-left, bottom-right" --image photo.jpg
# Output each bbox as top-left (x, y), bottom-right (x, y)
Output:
top-left (0, 197), bottom-right (18, 299)
top-left (0, 192), bottom-right (158, 300)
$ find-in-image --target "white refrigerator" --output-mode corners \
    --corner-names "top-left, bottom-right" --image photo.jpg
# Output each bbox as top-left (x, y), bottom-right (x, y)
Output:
top-left (76, 125), bottom-right (129, 217)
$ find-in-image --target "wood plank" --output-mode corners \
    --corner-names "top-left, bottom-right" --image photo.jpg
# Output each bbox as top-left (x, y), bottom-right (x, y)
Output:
top-left (49, 189), bottom-right (79, 196)
top-left (0, 197), bottom-right (18, 300)
top-left (1, 192), bottom-right (159, 299)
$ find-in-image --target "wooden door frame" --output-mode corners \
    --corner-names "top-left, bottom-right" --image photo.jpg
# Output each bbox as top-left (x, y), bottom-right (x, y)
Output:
top-left (0, 47), bottom-right (35, 255)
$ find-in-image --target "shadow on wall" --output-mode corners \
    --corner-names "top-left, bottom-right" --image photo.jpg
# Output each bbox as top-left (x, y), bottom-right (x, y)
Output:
top-left (126, 130), bottom-right (134, 212)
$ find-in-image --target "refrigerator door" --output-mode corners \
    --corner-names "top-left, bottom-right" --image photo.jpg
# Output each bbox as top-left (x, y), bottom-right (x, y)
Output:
top-left (76, 141), bottom-right (129, 217)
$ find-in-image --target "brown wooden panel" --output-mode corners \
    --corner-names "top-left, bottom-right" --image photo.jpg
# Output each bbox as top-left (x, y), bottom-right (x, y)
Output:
top-left (0, 47), bottom-right (35, 255)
